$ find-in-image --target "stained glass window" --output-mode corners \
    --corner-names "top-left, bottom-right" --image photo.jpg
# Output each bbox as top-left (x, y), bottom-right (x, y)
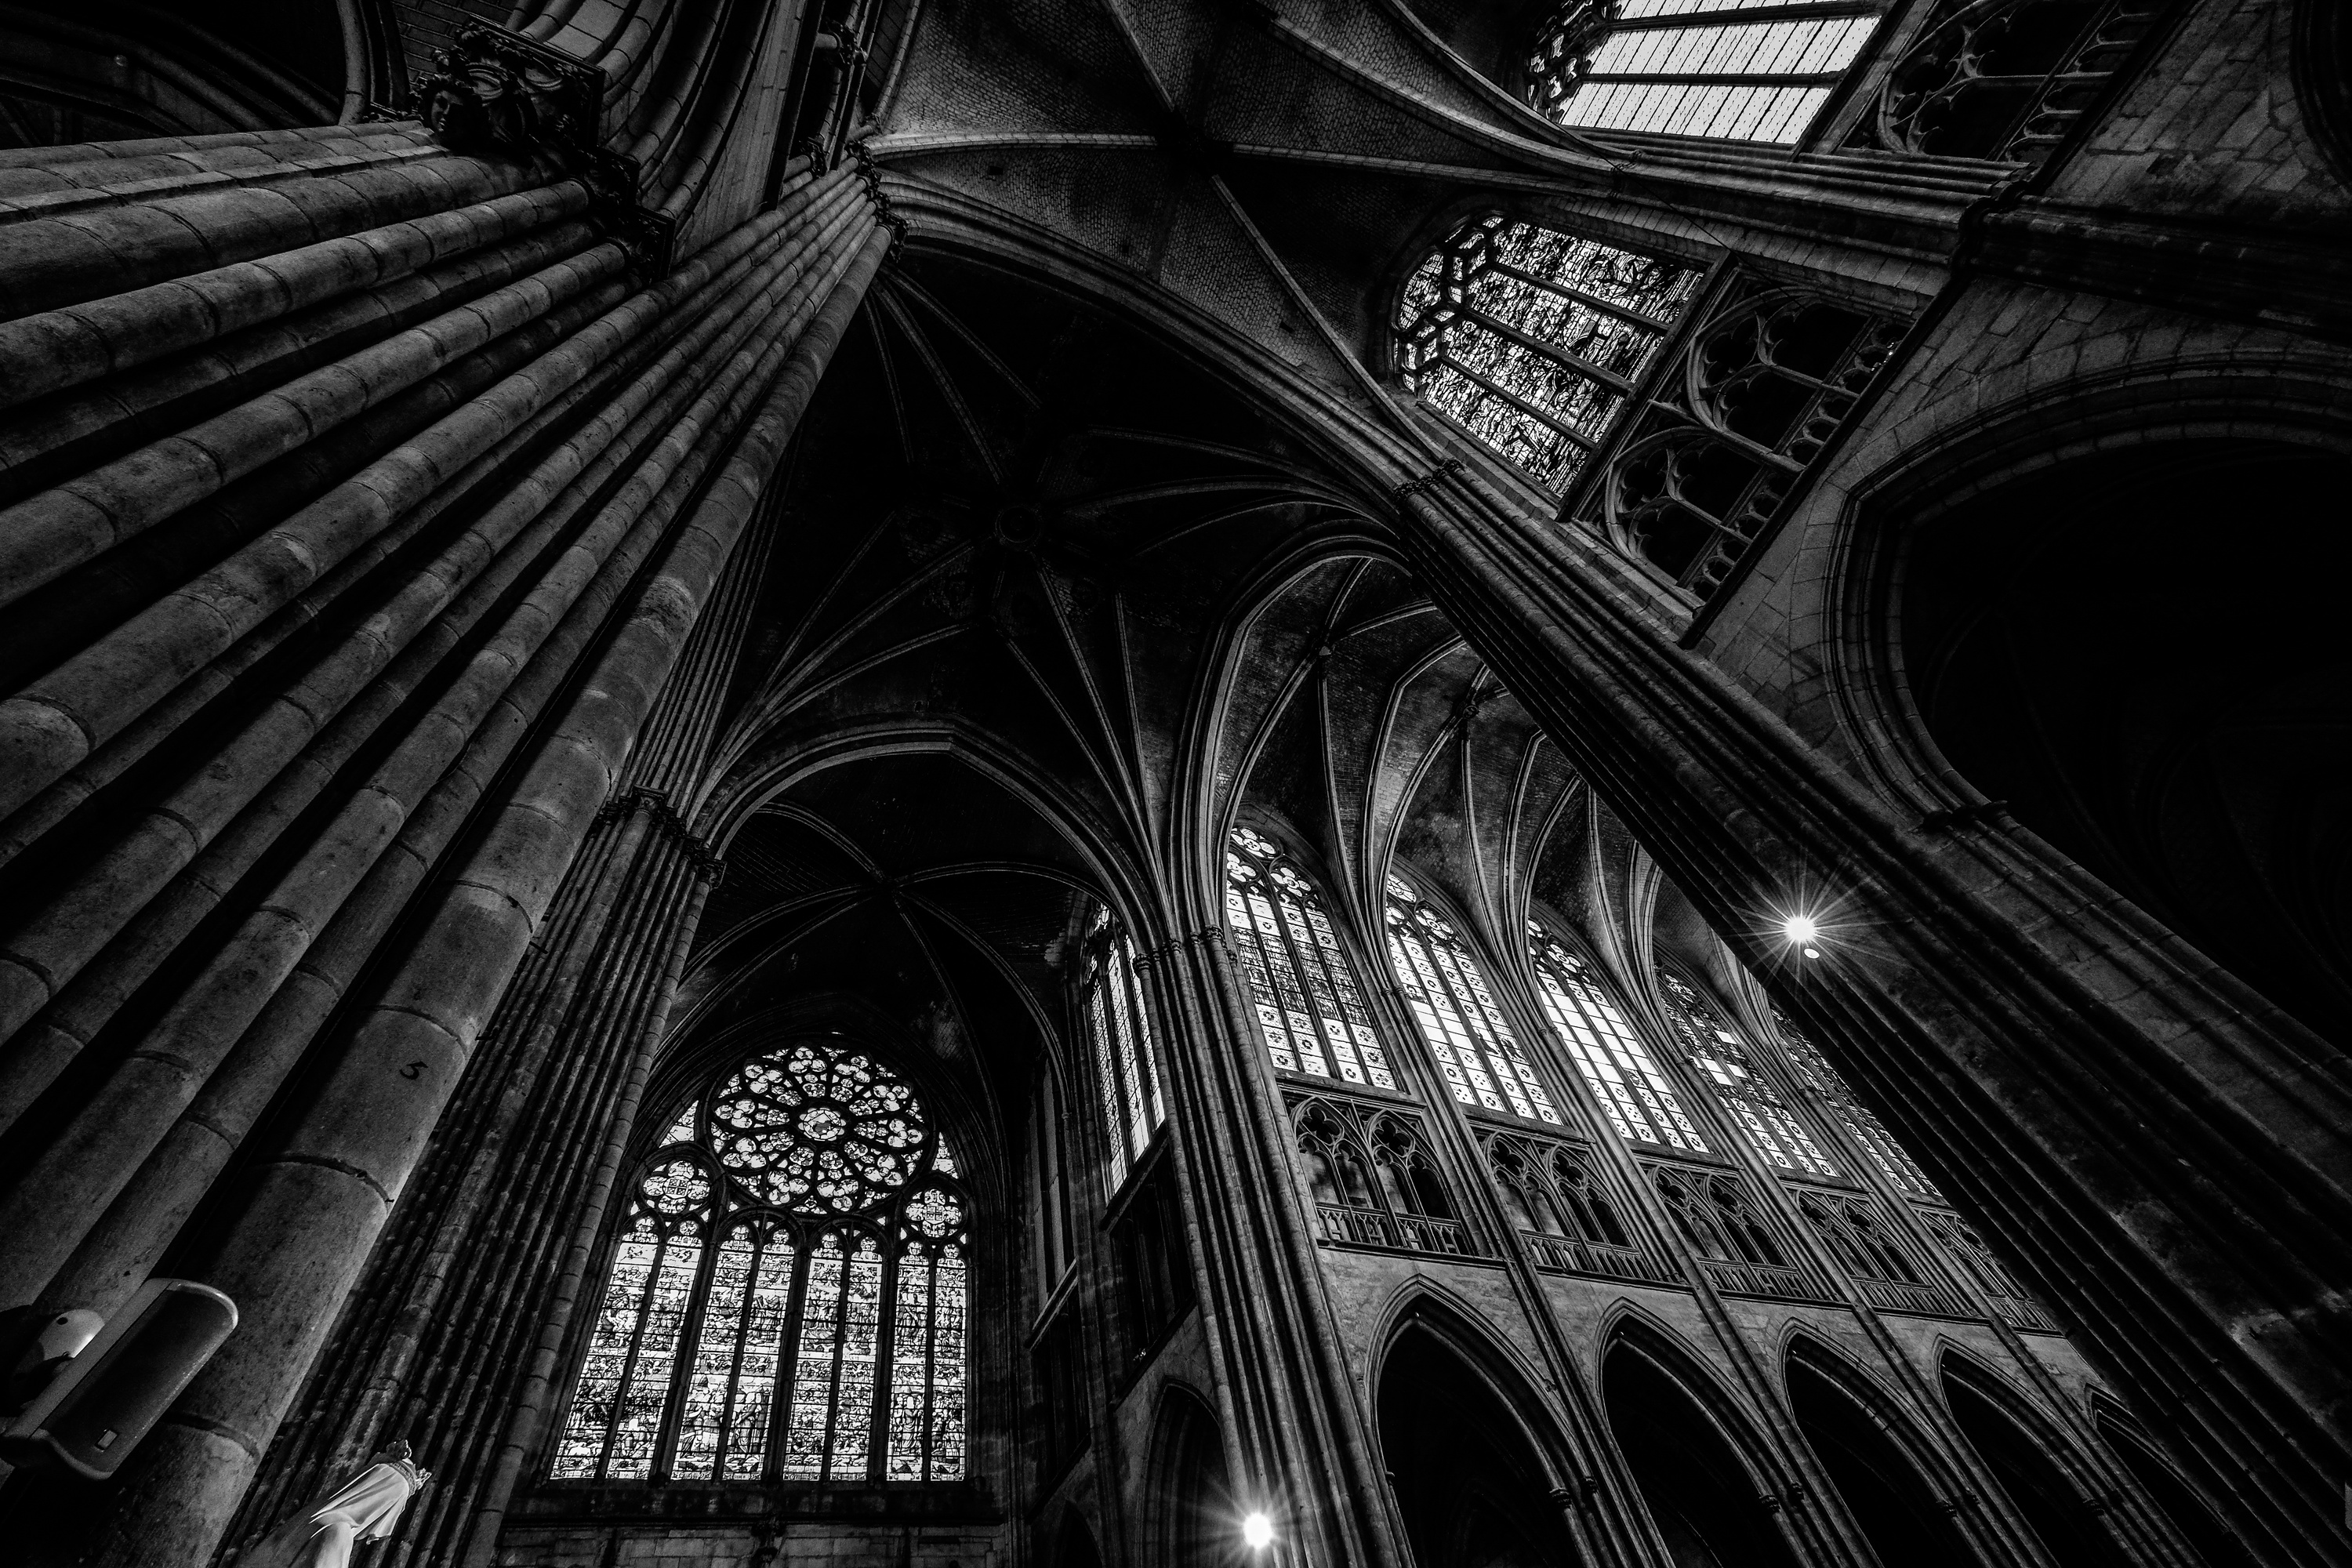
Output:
top-left (1771, 1007), bottom-right (1943, 1200)
top-left (1654, 970), bottom-right (1838, 1177)
top-left (1527, 920), bottom-right (1705, 1150)
top-left (1396, 214), bottom-right (1701, 493)
top-left (553, 1041), bottom-right (969, 1485)
top-left (1224, 827), bottom-right (1398, 1092)
top-left (1385, 877), bottom-right (1561, 1124)
top-left (1527, 0), bottom-right (1882, 143)
top-left (1083, 908), bottom-right (1167, 1192)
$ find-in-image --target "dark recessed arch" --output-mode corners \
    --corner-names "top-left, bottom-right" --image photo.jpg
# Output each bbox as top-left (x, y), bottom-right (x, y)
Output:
top-left (2090, 1396), bottom-right (2255, 1568)
top-left (1142, 1384), bottom-right (1242, 1568)
top-left (1375, 1294), bottom-right (1580, 1568)
top-left (1601, 1318), bottom-right (1798, 1568)
top-left (1937, 1351), bottom-right (2126, 1568)
top-left (1782, 1336), bottom-right (1973, 1568)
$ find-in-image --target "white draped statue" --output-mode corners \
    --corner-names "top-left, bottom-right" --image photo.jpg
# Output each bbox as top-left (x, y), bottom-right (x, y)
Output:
top-left (240, 1442), bottom-right (433, 1568)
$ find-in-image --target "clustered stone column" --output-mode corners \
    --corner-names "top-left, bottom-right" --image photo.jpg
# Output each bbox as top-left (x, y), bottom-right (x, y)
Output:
top-left (0, 99), bottom-right (888, 1567)
top-left (1389, 471), bottom-right (2352, 1568)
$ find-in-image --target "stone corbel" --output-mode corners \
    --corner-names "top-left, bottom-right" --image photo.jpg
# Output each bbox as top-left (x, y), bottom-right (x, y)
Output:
top-left (412, 24), bottom-right (677, 278)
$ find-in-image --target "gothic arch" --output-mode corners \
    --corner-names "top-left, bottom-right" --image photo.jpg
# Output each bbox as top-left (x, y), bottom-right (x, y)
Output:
top-left (1599, 1312), bottom-right (1800, 1568)
top-left (1822, 363), bottom-right (2352, 1046)
top-left (1374, 1290), bottom-right (1581, 1568)
top-left (1139, 1383), bottom-right (1240, 1568)
top-left (2089, 1392), bottom-right (2252, 1568)
top-left (1779, 1333), bottom-right (1976, 1568)
top-left (1936, 1346), bottom-right (2129, 1567)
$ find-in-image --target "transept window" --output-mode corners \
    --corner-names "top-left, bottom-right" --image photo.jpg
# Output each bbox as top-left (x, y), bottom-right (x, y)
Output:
top-left (1771, 1007), bottom-right (1943, 1200)
top-left (1385, 877), bottom-right (1562, 1124)
top-left (1225, 827), bottom-right (1398, 1091)
top-left (553, 1042), bottom-right (967, 1486)
top-left (1655, 970), bottom-right (1838, 1177)
top-left (1528, 921), bottom-right (1705, 1150)
top-left (1526, 0), bottom-right (1879, 143)
top-left (1082, 909), bottom-right (1167, 1192)
top-left (1396, 215), bottom-right (1700, 493)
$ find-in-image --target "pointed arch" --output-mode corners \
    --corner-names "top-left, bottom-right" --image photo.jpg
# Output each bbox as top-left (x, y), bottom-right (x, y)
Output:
top-left (1376, 1291), bottom-right (1579, 1568)
top-left (1140, 1384), bottom-right (1240, 1568)
top-left (1781, 1334), bottom-right (1973, 1568)
top-left (2089, 1393), bottom-right (2252, 1568)
top-left (1938, 1346), bottom-right (2128, 1568)
top-left (1600, 1312), bottom-right (1798, 1568)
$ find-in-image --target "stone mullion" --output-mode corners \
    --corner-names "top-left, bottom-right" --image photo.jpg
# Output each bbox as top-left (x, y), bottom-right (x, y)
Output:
top-left (1393, 477), bottom-right (2352, 1565)
top-left (1347, 896), bottom-right (1661, 1568)
top-left (1166, 922), bottom-right (1414, 1568)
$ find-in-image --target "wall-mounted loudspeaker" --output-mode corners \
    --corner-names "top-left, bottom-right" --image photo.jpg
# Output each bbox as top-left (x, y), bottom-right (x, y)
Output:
top-left (0, 1279), bottom-right (238, 1479)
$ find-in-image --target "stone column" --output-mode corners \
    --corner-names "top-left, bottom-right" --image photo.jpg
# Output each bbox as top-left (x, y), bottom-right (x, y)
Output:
top-left (1389, 470), bottom-right (2352, 1568)
top-left (68, 205), bottom-right (890, 1568)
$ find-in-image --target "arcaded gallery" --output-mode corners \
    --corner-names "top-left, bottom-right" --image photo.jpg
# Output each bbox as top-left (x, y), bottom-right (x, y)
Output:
top-left (0, 0), bottom-right (2341, 1563)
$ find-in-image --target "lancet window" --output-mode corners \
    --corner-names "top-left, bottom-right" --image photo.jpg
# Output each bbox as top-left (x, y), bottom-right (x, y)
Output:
top-left (1396, 215), bottom-right (1701, 493)
top-left (1082, 909), bottom-right (1167, 1192)
top-left (1385, 877), bottom-right (1561, 1124)
top-left (1655, 970), bottom-right (1838, 1177)
top-left (1528, 920), bottom-right (1705, 1150)
top-left (1225, 827), bottom-right (1398, 1091)
top-left (553, 1042), bottom-right (968, 1486)
top-left (1526, 0), bottom-right (1881, 143)
top-left (1771, 1007), bottom-right (1943, 1200)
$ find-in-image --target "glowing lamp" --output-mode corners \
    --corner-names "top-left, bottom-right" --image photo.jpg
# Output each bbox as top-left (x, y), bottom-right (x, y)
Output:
top-left (1783, 915), bottom-right (1819, 946)
top-left (1243, 1513), bottom-right (1275, 1551)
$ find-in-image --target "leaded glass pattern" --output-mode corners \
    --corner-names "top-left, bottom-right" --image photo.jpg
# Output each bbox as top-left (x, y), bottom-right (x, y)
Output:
top-left (1385, 877), bottom-right (1561, 1124)
top-left (553, 1041), bottom-right (968, 1486)
top-left (1655, 971), bottom-right (1838, 1177)
top-left (1396, 215), bottom-right (1700, 492)
top-left (1771, 1006), bottom-right (1944, 1200)
top-left (1084, 907), bottom-right (1167, 1192)
top-left (1225, 827), bottom-right (1398, 1091)
top-left (1527, 0), bottom-right (1881, 143)
top-left (1527, 921), bottom-right (1705, 1150)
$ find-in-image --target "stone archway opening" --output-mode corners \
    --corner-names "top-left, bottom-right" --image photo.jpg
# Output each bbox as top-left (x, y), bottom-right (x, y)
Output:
top-left (1375, 1324), bottom-right (1579, 1568)
top-left (1601, 1338), bottom-right (1796, 1568)
top-left (1784, 1352), bottom-right (1968, 1568)
top-left (1940, 1360), bottom-right (2123, 1567)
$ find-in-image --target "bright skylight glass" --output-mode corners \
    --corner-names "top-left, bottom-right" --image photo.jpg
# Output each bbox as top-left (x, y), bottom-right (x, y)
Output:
top-left (1530, 0), bottom-right (1879, 144)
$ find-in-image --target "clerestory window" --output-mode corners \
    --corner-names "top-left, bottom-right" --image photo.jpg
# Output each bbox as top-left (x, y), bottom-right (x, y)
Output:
top-left (1385, 876), bottom-right (1562, 1124)
top-left (1082, 909), bottom-right (1167, 1192)
top-left (1529, 920), bottom-right (1707, 1150)
top-left (1396, 215), bottom-right (1701, 493)
top-left (1225, 827), bottom-right (1399, 1091)
top-left (552, 1041), bottom-right (967, 1486)
top-left (1526, 0), bottom-right (1882, 143)
top-left (1655, 969), bottom-right (1838, 1177)
top-left (1771, 1006), bottom-right (1943, 1200)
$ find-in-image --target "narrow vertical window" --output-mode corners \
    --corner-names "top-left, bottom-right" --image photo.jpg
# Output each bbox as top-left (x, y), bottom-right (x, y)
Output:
top-left (1083, 908), bottom-right (1167, 1192)
top-left (1527, 921), bottom-right (1705, 1151)
top-left (1385, 877), bottom-right (1562, 1124)
top-left (1771, 1007), bottom-right (1943, 1200)
top-left (1396, 215), bottom-right (1700, 492)
top-left (1655, 970), bottom-right (1838, 1177)
top-left (1224, 827), bottom-right (1398, 1091)
top-left (552, 1042), bottom-right (967, 1486)
top-left (1526, 0), bottom-right (1881, 143)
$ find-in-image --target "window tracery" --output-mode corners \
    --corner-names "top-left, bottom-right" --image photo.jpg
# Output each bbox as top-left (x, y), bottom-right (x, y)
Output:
top-left (1918, 1208), bottom-right (2059, 1332)
top-left (1082, 909), bottom-right (1167, 1192)
top-left (1291, 1096), bottom-right (1469, 1256)
top-left (1385, 877), bottom-right (1562, 1124)
top-left (553, 1042), bottom-right (967, 1486)
top-left (1771, 1007), bottom-right (1943, 1200)
top-left (1526, 0), bottom-right (1882, 143)
top-left (1482, 1129), bottom-right (1671, 1283)
top-left (1225, 827), bottom-right (1398, 1091)
top-left (1527, 920), bottom-right (1705, 1150)
top-left (1655, 969), bottom-right (1838, 1177)
top-left (1396, 215), bottom-right (1701, 493)
top-left (1796, 1189), bottom-right (1962, 1316)
top-left (1646, 1162), bottom-right (1819, 1298)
